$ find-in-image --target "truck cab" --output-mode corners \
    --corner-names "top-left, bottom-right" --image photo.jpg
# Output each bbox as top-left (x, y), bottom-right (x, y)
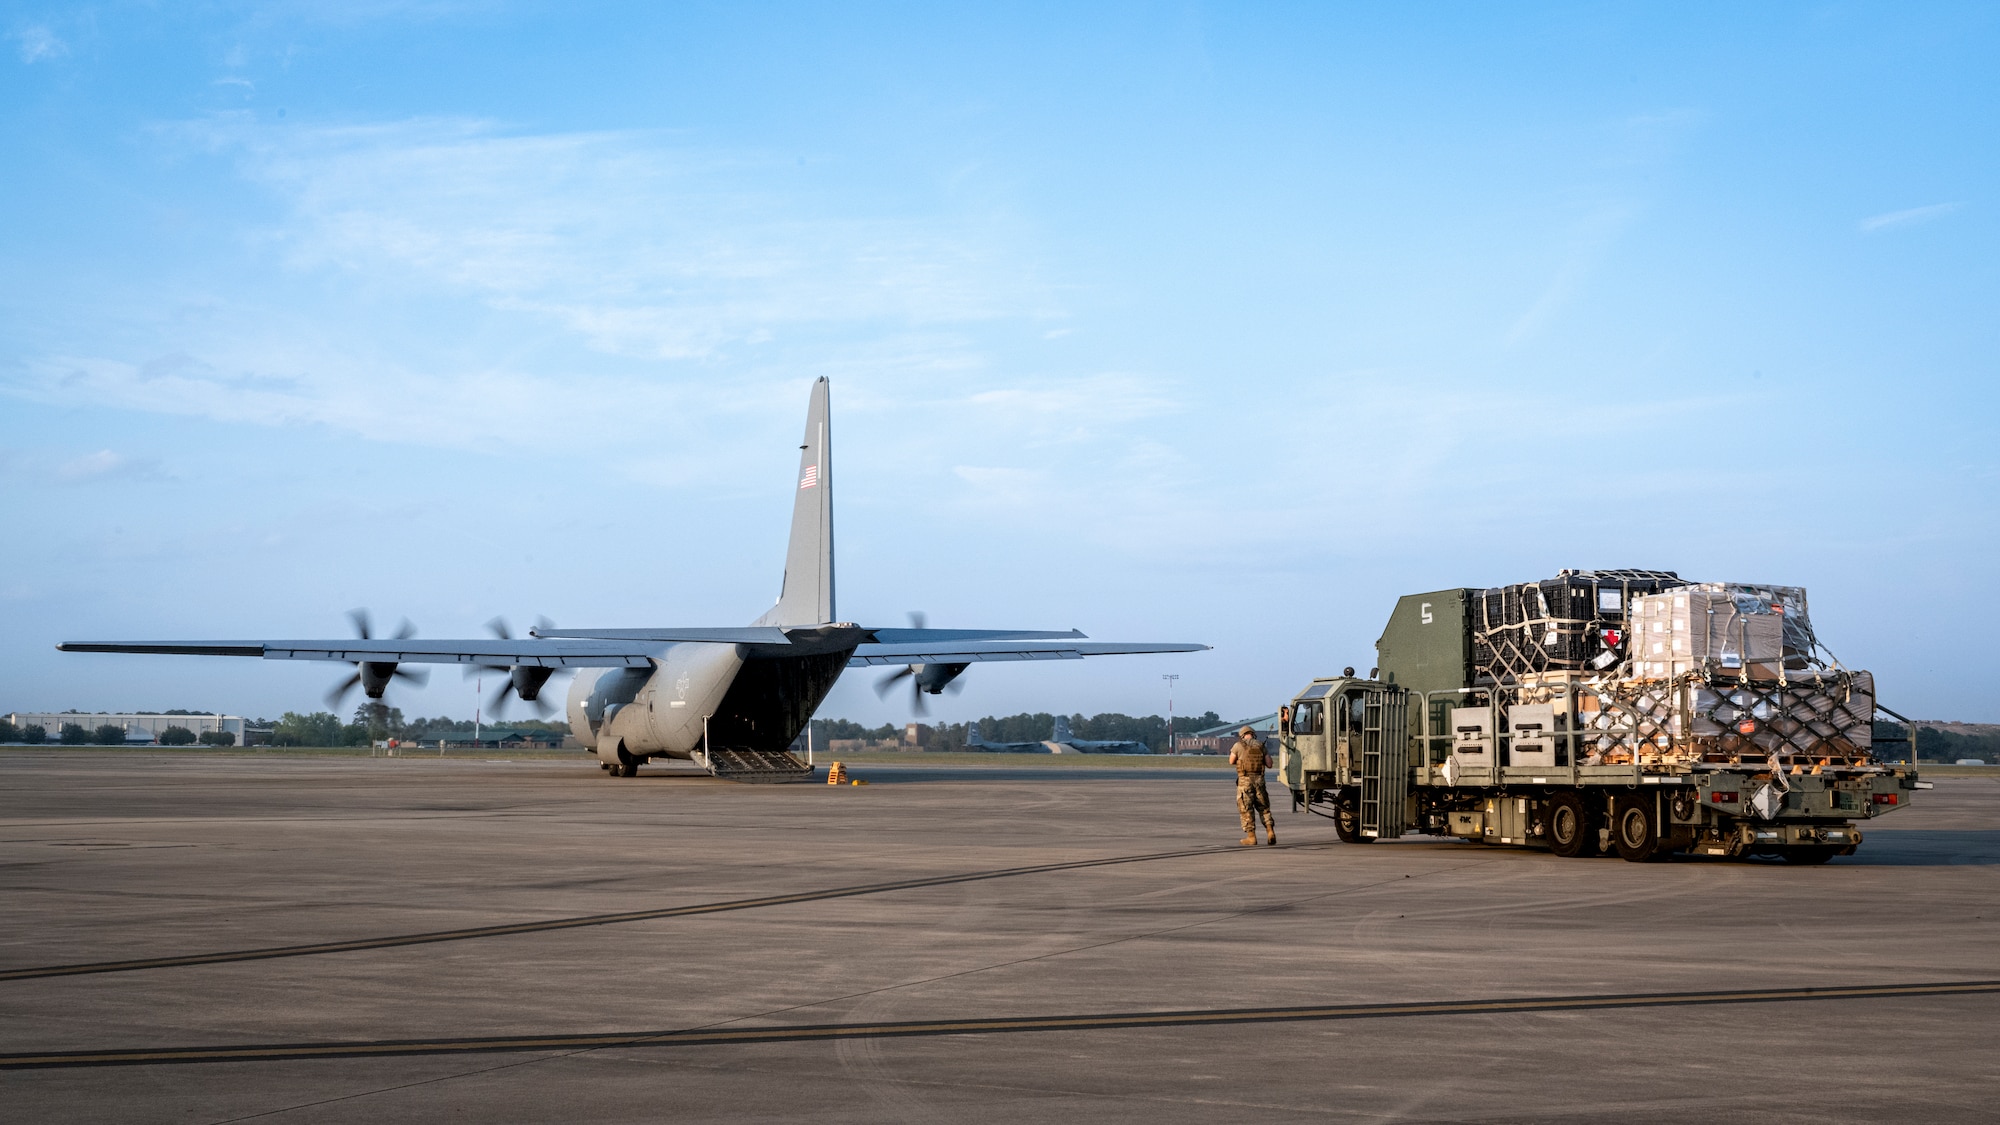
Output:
top-left (1283, 676), bottom-right (1377, 791)
top-left (1282, 674), bottom-right (1410, 844)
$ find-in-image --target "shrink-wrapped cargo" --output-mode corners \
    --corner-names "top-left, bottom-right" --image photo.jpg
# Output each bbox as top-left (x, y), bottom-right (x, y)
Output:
top-left (1684, 582), bottom-right (1816, 668)
top-left (1630, 589), bottom-right (1788, 680)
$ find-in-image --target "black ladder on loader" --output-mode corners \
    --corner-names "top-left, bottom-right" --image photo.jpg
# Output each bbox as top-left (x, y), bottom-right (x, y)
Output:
top-left (1357, 688), bottom-right (1411, 839)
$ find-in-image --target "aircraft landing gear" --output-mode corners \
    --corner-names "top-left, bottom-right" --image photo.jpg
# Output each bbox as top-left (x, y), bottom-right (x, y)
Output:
top-left (601, 742), bottom-right (639, 778)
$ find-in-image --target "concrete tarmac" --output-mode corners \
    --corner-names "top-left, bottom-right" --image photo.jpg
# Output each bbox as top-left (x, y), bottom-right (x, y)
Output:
top-left (1, 751), bottom-right (1995, 1123)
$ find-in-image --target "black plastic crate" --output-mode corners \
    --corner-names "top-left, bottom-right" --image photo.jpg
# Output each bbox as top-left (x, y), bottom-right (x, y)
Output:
top-left (1470, 569), bottom-right (1681, 683)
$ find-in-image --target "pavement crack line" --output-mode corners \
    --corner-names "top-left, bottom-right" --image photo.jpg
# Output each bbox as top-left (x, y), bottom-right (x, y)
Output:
top-left (0, 841), bottom-right (1298, 982)
top-left (678, 859), bottom-right (1502, 1037)
top-left (5, 980), bottom-right (1995, 1071)
top-left (169, 858), bottom-right (1483, 1122)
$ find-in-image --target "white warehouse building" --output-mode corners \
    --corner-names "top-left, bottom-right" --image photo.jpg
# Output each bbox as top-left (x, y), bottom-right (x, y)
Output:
top-left (5, 713), bottom-right (248, 743)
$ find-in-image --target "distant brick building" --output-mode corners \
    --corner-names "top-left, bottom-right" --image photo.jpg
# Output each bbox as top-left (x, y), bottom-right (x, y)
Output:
top-left (1174, 713), bottom-right (1280, 755)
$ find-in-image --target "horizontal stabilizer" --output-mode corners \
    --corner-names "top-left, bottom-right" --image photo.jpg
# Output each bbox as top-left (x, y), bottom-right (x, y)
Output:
top-left (863, 627), bottom-right (1086, 645)
top-left (530, 627), bottom-right (793, 644)
top-left (847, 641), bottom-right (1208, 667)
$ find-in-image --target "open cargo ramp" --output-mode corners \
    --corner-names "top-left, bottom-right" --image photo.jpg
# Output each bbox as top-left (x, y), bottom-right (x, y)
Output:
top-left (694, 747), bottom-right (815, 783)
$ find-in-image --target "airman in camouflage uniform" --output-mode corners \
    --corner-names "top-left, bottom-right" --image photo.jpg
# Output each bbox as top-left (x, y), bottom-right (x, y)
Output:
top-left (1230, 726), bottom-right (1276, 846)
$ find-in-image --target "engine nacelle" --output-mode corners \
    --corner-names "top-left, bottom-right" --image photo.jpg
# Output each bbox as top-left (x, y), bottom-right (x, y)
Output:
top-left (913, 662), bottom-right (970, 694)
top-left (359, 662), bottom-right (398, 699)
top-left (510, 665), bottom-right (555, 702)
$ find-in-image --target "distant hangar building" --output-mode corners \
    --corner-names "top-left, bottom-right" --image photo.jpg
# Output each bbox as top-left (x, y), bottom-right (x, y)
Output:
top-left (5, 713), bottom-right (248, 743)
top-left (1174, 713), bottom-right (1280, 755)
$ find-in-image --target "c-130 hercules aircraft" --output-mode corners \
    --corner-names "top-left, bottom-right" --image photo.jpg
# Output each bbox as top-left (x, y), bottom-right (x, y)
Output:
top-left (60, 379), bottom-right (1207, 780)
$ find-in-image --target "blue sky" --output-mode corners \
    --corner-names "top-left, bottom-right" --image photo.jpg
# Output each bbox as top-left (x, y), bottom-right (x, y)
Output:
top-left (3, 2), bottom-right (1995, 725)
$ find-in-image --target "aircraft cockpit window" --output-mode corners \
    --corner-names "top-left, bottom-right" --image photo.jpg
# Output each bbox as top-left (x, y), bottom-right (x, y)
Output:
top-left (1292, 700), bottom-right (1324, 735)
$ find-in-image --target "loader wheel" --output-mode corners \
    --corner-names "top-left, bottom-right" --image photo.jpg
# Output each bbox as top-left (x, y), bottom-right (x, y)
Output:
top-left (1612, 796), bottom-right (1661, 863)
top-left (1333, 793), bottom-right (1371, 845)
top-left (618, 761), bottom-right (638, 778)
top-left (1548, 792), bottom-right (1598, 858)
top-left (1782, 846), bottom-right (1837, 865)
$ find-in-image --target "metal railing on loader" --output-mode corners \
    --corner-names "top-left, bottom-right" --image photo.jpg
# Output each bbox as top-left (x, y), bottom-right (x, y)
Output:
top-left (1358, 688), bottom-right (1411, 839)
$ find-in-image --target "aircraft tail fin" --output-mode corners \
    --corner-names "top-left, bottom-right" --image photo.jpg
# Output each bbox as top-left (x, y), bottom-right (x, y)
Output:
top-left (756, 378), bottom-right (835, 627)
top-left (1052, 714), bottom-right (1073, 743)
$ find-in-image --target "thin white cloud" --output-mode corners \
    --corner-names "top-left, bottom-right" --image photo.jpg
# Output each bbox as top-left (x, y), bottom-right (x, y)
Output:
top-left (1504, 205), bottom-right (1634, 346)
top-left (16, 349), bottom-right (698, 453)
top-left (7, 115), bottom-right (1067, 461)
top-left (185, 116), bottom-right (1054, 361)
top-left (1859, 202), bottom-right (1964, 233)
top-left (54, 450), bottom-right (166, 484)
top-left (13, 24), bottom-right (67, 62)
top-left (968, 374), bottom-right (1180, 431)
top-left (950, 464), bottom-right (1049, 507)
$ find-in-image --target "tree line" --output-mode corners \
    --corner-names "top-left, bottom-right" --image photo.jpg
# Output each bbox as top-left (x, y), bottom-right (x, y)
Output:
top-left (10, 712), bottom-right (1989, 759)
top-left (1872, 722), bottom-right (2000, 762)
top-left (812, 711), bottom-right (1230, 753)
top-left (0, 710), bottom-right (569, 748)
top-left (263, 709), bottom-right (570, 747)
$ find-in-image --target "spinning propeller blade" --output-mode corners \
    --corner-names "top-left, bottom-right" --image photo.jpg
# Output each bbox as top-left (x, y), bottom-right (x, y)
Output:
top-left (326, 610), bottom-right (422, 706)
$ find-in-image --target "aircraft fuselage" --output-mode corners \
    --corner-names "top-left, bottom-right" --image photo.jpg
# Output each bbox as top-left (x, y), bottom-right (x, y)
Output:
top-left (568, 644), bottom-right (852, 766)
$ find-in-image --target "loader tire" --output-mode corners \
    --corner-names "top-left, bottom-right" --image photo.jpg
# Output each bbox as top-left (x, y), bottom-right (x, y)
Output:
top-left (1333, 793), bottom-right (1371, 845)
top-left (1612, 795), bottom-right (1661, 863)
top-left (1548, 792), bottom-right (1598, 858)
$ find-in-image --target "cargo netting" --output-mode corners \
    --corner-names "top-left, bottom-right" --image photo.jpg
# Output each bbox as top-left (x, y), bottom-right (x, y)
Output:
top-left (1500, 670), bottom-right (1876, 768)
top-left (1484, 574), bottom-right (1876, 768)
top-left (1471, 569), bottom-right (1684, 683)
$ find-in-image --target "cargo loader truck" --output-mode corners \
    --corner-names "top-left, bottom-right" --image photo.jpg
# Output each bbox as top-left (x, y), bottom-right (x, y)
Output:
top-left (1278, 571), bottom-right (1927, 863)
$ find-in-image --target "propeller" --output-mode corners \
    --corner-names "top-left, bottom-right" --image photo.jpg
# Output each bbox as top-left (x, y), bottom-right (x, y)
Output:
top-left (875, 664), bottom-right (929, 715)
top-left (325, 609), bottom-right (428, 709)
top-left (874, 612), bottom-right (966, 715)
top-left (468, 616), bottom-right (562, 718)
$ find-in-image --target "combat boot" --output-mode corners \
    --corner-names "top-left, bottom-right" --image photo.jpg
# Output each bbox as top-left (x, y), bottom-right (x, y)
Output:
top-left (1240, 835), bottom-right (1257, 846)
top-left (1265, 832), bottom-right (1277, 846)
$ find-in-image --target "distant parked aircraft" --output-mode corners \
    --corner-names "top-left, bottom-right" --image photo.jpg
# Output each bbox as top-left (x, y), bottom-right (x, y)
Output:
top-left (967, 714), bottom-right (1152, 754)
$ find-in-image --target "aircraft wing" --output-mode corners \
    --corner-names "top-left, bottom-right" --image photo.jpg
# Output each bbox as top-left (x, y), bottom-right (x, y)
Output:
top-left (56, 638), bottom-right (661, 668)
top-left (56, 633), bottom-right (1203, 668)
top-left (846, 641), bottom-right (1208, 667)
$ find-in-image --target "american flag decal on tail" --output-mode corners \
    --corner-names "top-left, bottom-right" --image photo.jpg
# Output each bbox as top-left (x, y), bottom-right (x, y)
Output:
top-left (799, 465), bottom-right (818, 489)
